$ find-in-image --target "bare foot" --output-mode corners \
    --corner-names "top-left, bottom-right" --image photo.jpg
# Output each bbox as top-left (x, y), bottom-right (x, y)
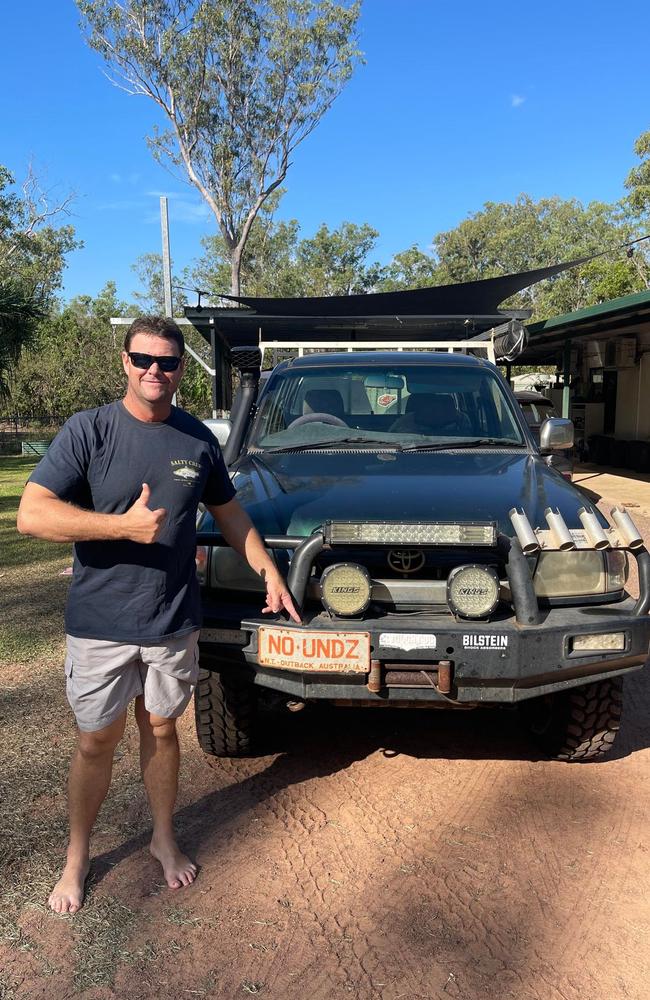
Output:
top-left (48, 857), bottom-right (90, 914)
top-left (150, 835), bottom-right (197, 889)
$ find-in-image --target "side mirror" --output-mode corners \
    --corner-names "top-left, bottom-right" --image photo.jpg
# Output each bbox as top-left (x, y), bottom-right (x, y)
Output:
top-left (539, 417), bottom-right (573, 452)
top-left (203, 418), bottom-right (232, 447)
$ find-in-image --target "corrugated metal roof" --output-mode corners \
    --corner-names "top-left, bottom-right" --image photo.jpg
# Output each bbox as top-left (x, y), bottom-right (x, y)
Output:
top-left (527, 288), bottom-right (650, 336)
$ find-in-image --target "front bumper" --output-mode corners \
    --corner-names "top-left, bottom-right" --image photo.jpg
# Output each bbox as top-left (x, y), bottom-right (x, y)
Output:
top-left (198, 597), bottom-right (650, 704)
top-left (197, 526), bottom-right (650, 705)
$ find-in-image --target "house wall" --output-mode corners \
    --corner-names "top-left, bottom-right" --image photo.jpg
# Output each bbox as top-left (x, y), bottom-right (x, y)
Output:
top-left (616, 368), bottom-right (640, 437)
top-left (636, 351), bottom-right (650, 439)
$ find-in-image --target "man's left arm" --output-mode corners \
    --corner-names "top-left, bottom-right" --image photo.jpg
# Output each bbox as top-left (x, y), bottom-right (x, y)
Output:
top-left (205, 497), bottom-right (301, 624)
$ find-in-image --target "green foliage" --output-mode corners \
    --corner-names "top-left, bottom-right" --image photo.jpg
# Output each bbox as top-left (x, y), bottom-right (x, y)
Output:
top-left (295, 221), bottom-right (383, 295)
top-left (377, 245), bottom-right (441, 292)
top-left (0, 166), bottom-right (79, 393)
top-left (0, 166), bottom-right (78, 305)
top-left (0, 282), bottom-right (43, 398)
top-left (131, 252), bottom-right (188, 314)
top-left (9, 283), bottom-right (128, 422)
top-left (77, 0), bottom-right (362, 293)
top-left (625, 128), bottom-right (650, 217)
top-left (422, 194), bottom-right (645, 320)
top-left (190, 211), bottom-right (383, 298)
top-left (191, 207), bottom-right (304, 299)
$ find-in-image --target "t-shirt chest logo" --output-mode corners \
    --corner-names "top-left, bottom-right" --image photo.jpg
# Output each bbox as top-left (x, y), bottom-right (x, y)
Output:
top-left (171, 458), bottom-right (201, 486)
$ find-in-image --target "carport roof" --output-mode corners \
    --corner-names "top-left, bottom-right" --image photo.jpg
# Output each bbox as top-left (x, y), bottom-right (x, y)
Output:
top-left (522, 288), bottom-right (650, 363)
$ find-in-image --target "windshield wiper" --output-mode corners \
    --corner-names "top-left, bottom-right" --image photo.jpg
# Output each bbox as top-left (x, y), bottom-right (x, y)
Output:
top-left (402, 438), bottom-right (525, 452)
top-left (263, 437), bottom-right (403, 454)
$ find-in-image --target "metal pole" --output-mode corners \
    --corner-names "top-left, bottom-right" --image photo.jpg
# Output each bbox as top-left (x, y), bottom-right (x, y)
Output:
top-left (210, 327), bottom-right (218, 418)
top-left (562, 338), bottom-right (572, 418)
top-left (160, 196), bottom-right (173, 318)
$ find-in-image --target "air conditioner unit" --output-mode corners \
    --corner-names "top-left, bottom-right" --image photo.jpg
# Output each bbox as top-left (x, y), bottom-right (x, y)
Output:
top-left (615, 337), bottom-right (637, 368)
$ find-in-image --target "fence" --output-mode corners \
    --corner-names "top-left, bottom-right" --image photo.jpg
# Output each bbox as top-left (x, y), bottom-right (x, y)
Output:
top-left (0, 415), bottom-right (62, 456)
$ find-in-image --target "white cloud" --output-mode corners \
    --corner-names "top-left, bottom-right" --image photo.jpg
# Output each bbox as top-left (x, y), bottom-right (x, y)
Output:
top-left (143, 190), bottom-right (210, 224)
top-left (511, 94), bottom-right (526, 108)
top-left (110, 171), bottom-right (142, 185)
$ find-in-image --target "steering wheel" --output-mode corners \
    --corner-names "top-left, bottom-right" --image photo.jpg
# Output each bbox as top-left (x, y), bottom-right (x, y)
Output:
top-left (288, 412), bottom-right (348, 429)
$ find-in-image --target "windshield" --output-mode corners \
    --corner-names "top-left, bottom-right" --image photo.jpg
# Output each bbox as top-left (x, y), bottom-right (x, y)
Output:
top-left (519, 400), bottom-right (557, 426)
top-left (248, 363), bottom-right (526, 451)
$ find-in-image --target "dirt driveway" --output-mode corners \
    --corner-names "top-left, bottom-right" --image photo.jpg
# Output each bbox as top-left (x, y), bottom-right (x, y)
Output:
top-left (2, 467), bottom-right (650, 1000)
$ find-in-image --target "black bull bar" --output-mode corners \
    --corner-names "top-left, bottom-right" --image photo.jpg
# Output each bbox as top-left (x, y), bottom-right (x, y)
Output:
top-left (195, 529), bottom-right (650, 622)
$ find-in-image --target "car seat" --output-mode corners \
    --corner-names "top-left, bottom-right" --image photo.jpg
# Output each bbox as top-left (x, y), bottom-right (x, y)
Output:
top-left (390, 393), bottom-right (471, 435)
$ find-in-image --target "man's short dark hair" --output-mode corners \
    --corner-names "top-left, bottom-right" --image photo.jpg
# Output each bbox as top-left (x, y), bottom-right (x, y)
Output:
top-left (124, 316), bottom-right (185, 355)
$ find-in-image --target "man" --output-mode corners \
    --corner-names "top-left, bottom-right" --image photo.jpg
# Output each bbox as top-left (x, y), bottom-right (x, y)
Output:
top-left (17, 315), bottom-right (300, 915)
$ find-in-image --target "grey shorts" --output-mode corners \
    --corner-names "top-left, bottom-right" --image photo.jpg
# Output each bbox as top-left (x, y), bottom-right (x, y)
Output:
top-left (64, 631), bottom-right (200, 733)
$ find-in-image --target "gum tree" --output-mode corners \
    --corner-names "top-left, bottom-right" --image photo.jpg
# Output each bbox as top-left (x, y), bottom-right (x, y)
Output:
top-left (77, 0), bottom-right (362, 295)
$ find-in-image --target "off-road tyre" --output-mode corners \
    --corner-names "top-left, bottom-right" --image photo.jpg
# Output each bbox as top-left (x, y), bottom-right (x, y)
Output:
top-left (519, 676), bottom-right (623, 762)
top-left (194, 667), bottom-right (257, 757)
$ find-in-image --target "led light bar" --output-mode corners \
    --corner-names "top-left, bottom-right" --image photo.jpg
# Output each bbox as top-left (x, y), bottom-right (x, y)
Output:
top-left (570, 632), bottom-right (626, 652)
top-left (326, 521), bottom-right (496, 546)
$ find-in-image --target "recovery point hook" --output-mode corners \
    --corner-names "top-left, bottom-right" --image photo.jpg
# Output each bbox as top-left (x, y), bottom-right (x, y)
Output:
top-left (367, 659), bottom-right (381, 694)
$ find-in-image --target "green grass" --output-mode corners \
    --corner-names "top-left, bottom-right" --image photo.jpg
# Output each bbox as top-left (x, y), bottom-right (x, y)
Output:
top-left (0, 457), bottom-right (71, 663)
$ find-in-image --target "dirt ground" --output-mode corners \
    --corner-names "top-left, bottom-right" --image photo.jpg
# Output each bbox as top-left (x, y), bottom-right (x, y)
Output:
top-left (2, 469), bottom-right (650, 1000)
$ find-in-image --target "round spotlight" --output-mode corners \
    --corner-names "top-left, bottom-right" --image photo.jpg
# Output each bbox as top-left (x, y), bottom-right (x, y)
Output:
top-left (321, 563), bottom-right (371, 617)
top-left (447, 565), bottom-right (500, 619)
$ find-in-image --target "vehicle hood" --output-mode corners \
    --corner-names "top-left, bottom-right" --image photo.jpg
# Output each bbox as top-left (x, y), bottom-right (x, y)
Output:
top-left (214, 449), bottom-right (601, 539)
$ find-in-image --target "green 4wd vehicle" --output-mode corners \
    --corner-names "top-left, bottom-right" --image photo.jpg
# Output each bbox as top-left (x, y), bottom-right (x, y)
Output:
top-left (189, 281), bottom-right (650, 762)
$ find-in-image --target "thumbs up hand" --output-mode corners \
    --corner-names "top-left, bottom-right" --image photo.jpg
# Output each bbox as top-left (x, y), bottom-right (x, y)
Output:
top-left (122, 483), bottom-right (167, 543)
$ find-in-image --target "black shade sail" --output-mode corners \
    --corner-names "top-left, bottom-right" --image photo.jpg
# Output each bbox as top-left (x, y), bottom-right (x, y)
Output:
top-left (218, 257), bottom-right (591, 318)
top-left (184, 239), bottom-right (647, 353)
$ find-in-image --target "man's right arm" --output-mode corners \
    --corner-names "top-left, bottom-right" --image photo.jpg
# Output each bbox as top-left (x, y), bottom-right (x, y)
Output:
top-left (17, 482), bottom-right (167, 544)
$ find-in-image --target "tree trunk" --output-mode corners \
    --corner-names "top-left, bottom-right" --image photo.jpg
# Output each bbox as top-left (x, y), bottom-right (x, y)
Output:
top-left (230, 250), bottom-right (242, 298)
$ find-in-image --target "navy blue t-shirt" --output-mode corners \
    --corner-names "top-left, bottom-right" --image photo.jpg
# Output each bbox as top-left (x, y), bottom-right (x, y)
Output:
top-left (29, 401), bottom-right (236, 642)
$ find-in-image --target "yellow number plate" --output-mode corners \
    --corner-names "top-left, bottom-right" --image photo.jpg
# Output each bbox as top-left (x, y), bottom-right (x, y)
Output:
top-left (258, 627), bottom-right (371, 673)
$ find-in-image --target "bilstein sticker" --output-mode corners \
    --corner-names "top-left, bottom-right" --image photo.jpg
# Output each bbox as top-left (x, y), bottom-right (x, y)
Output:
top-left (463, 635), bottom-right (508, 649)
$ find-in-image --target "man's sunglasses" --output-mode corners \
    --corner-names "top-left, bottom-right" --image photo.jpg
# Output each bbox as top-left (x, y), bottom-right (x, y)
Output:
top-left (127, 352), bottom-right (182, 372)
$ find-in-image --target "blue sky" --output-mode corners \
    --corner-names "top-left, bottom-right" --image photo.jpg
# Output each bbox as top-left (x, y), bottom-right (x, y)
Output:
top-left (2, 0), bottom-right (649, 305)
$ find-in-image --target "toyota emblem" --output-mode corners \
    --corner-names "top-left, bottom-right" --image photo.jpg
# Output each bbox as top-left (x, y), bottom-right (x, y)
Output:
top-left (387, 549), bottom-right (425, 574)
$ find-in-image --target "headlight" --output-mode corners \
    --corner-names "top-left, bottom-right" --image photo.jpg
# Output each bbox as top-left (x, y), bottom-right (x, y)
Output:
top-left (533, 550), bottom-right (628, 597)
top-left (605, 550), bottom-right (628, 590)
top-left (447, 565), bottom-right (500, 618)
top-left (210, 547), bottom-right (271, 592)
top-left (321, 563), bottom-right (371, 616)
